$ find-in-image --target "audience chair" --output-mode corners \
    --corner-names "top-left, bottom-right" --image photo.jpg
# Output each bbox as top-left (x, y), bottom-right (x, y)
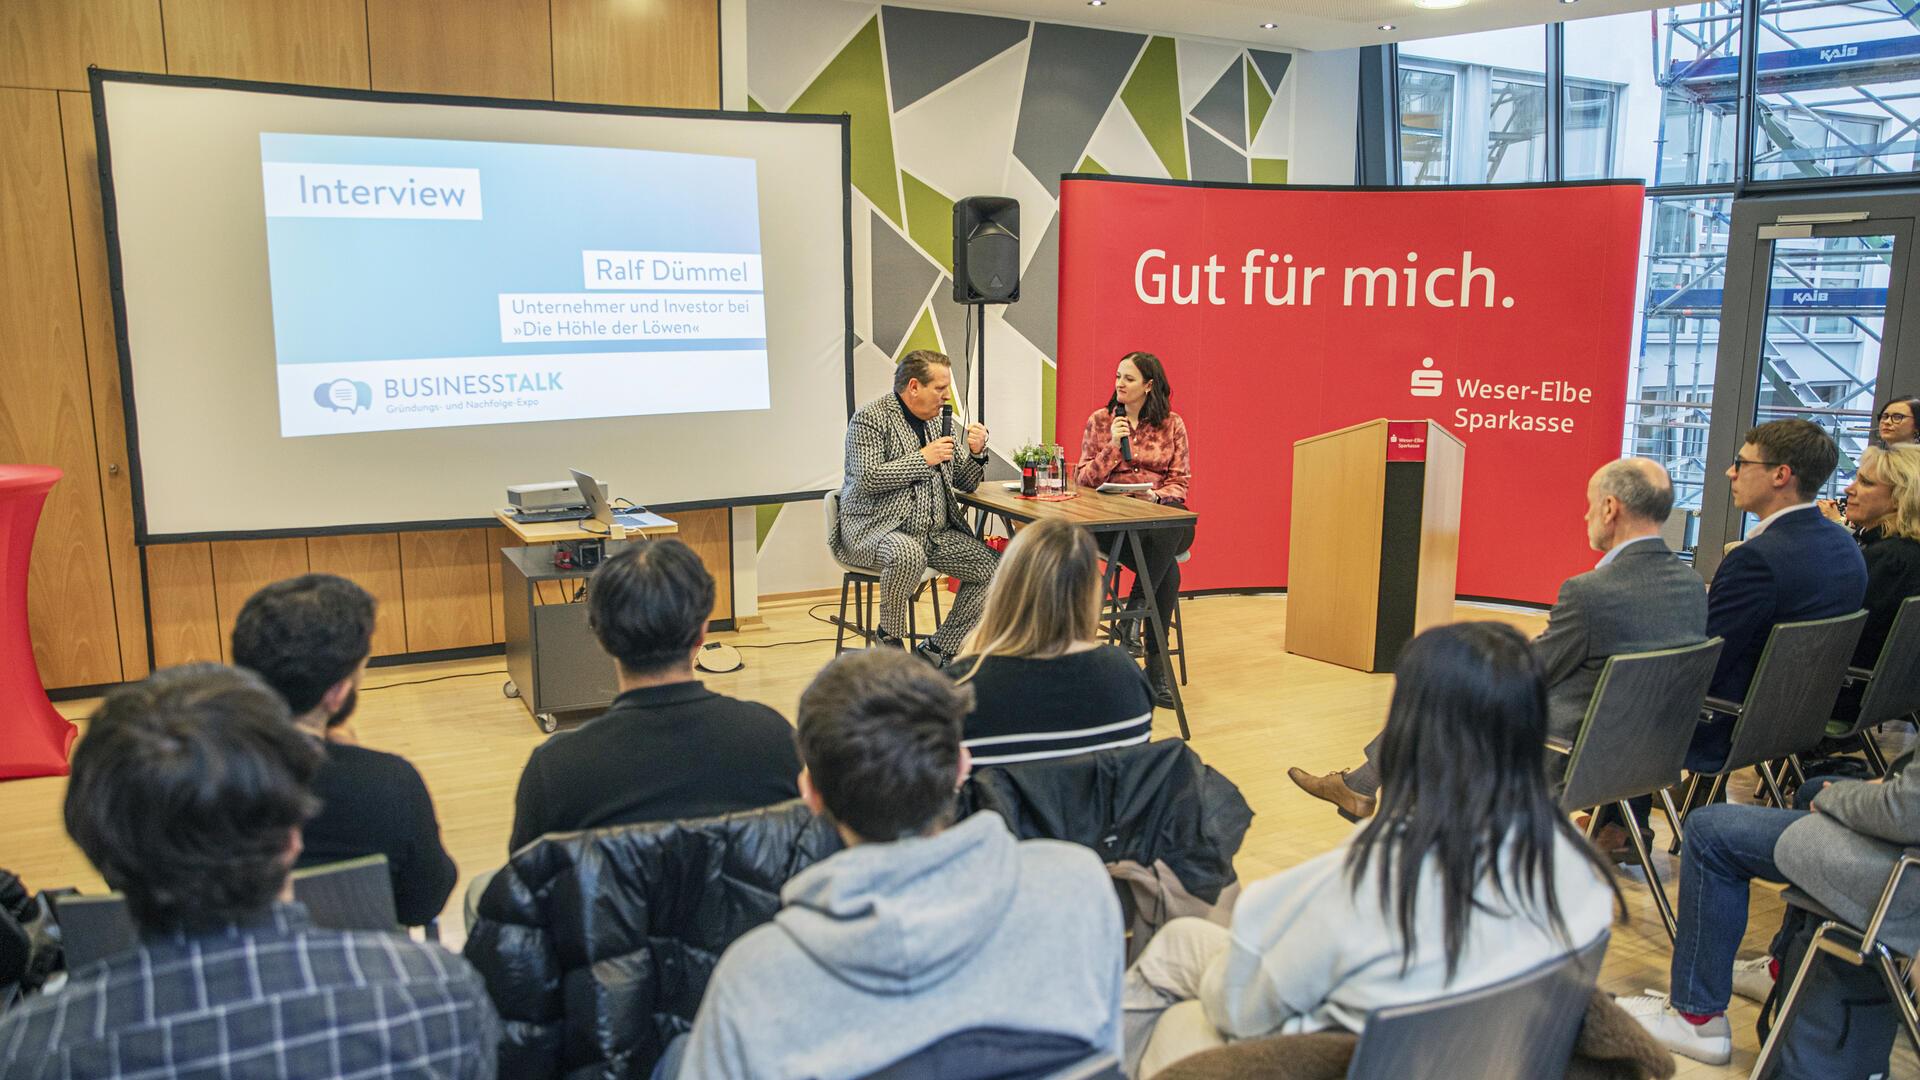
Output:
top-left (1161, 934), bottom-right (1610, 1080)
top-left (859, 1029), bottom-right (1119, 1080)
top-left (1750, 852), bottom-right (1920, 1078)
top-left (1551, 638), bottom-right (1723, 942)
top-left (52, 856), bottom-right (403, 971)
top-left (1826, 595), bottom-right (1920, 778)
top-left (1674, 611), bottom-right (1866, 834)
top-left (824, 490), bottom-right (943, 653)
top-left (1340, 933), bottom-right (1608, 1080)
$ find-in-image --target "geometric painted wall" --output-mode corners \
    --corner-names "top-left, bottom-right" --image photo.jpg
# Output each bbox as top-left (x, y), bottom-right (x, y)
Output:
top-left (745, 1), bottom-right (1300, 590)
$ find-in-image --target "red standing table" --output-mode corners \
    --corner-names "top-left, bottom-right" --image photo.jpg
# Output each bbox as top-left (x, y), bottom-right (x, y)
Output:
top-left (0, 466), bottom-right (78, 779)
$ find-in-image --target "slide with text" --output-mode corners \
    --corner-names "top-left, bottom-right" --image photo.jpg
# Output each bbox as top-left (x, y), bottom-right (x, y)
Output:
top-left (260, 132), bottom-right (768, 437)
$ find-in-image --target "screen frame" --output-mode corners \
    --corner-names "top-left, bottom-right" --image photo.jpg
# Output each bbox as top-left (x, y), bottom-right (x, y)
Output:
top-left (90, 68), bottom-right (855, 545)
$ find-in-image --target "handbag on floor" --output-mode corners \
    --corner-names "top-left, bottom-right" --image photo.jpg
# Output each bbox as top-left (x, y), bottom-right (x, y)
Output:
top-left (1755, 904), bottom-right (1900, 1080)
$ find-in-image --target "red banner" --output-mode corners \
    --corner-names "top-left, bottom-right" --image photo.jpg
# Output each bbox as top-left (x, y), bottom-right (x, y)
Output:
top-left (1054, 178), bottom-right (1644, 605)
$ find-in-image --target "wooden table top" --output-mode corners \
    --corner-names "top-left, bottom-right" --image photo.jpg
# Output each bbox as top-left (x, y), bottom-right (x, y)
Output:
top-left (493, 509), bottom-right (678, 544)
top-left (959, 483), bottom-right (1197, 532)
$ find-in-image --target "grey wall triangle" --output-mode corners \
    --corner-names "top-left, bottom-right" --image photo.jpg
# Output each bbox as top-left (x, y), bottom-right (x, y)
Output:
top-left (1192, 58), bottom-right (1247, 150)
top-left (870, 211), bottom-right (941, 360)
top-left (883, 7), bottom-right (1031, 111)
top-left (1187, 119), bottom-right (1247, 183)
top-left (1249, 49), bottom-right (1293, 92)
top-left (1012, 23), bottom-right (1146, 197)
top-left (1002, 215), bottom-right (1059, 362)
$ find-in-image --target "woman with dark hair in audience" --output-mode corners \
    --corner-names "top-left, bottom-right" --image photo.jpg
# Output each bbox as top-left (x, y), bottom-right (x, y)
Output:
top-left (1876, 394), bottom-right (1918, 448)
top-left (1075, 351), bottom-right (1194, 709)
top-left (1121, 622), bottom-right (1619, 1078)
top-left (948, 518), bottom-right (1155, 766)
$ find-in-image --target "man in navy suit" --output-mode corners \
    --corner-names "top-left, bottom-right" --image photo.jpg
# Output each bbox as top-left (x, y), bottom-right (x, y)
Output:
top-left (1690, 418), bottom-right (1868, 770)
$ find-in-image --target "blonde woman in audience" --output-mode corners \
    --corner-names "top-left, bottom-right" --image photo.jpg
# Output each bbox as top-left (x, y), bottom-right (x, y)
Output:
top-left (1122, 622), bottom-right (1620, 1078)
top-left (948, 518), bottom-right (1155, 766)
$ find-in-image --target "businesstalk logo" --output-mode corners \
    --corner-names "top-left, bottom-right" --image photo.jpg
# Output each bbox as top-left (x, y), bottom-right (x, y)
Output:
top-left (314, 378), bottom-right (373, 413)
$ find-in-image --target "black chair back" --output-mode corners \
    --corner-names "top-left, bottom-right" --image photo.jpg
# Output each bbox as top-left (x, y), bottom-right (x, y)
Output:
top-left (860, 1029), bottom-right (1111, 1080)
top-left (1719, 611), bottom-right (1867, 772)
top-left (1848, 596), bottom-right (1920, 734)
top-left (1559, 639), bottom-right (1723, 813)
top-left (52, 855), bottom-right (400, 972)
top-left (1344, 933), bottom-right (1608, 1080)
top-left (290, 855), bottom-right (400, 932)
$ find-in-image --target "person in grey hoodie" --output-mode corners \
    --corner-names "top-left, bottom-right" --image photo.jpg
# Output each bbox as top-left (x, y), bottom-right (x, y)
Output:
top-left (661, 648), bottom-right (1125, 1080)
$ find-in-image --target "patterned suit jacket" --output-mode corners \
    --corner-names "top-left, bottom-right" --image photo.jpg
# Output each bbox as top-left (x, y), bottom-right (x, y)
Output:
top-left (833, 393), bottom-right (984, 566)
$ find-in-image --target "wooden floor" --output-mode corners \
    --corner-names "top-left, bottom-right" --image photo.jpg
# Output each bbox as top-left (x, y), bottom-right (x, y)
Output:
top-left (2, 592), bottom-right (1910, 1078)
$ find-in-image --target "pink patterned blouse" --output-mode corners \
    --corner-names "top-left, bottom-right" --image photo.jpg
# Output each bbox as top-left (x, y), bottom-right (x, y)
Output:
top-left (1075, 408), bottom-right (1190, 504)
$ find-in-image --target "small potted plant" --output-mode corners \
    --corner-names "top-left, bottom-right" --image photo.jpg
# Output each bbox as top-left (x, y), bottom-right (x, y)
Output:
top-left (1013, 444), bottom-right (1049, 495)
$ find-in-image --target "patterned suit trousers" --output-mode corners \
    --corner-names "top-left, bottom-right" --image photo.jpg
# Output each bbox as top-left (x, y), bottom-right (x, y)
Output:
top-left (874, 526), bottom-right (998, 653)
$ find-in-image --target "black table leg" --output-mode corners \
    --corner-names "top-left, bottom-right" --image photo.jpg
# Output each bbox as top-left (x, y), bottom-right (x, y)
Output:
top-left (1126, 527), bottom-right (1189, 740)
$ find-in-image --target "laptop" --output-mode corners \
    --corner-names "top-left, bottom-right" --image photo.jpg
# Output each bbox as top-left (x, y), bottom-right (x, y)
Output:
top-left (569, 468), bottom-right (617, 528)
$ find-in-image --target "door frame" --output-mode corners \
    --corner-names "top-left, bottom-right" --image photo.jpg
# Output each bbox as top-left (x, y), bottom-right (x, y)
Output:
top-left (1696, 187), bottom-right (1920, 578)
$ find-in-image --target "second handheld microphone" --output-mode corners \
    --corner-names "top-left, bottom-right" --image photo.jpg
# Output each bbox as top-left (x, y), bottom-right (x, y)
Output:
top-left (1115, 402), bottom-right (1133, 462)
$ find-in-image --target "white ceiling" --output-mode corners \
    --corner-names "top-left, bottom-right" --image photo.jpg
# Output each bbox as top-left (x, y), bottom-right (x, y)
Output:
top-left (881, 0), bottom-right (1676, 53)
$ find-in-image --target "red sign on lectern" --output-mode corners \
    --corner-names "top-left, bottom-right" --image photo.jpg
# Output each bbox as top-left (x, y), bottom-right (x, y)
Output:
top-left (1386, 421), bottom-right (1428, 462)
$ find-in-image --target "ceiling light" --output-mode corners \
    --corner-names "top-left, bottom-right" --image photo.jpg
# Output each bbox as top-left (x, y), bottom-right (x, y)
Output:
top-left (1087, 0), bottom-right (1105, 5)
top-left (1378, 23), bottom-right (1397, 30)
top-left (1413, 0), bottom-right (1467, 8)
top-left (1260, 21), bottom-right (1278, 28)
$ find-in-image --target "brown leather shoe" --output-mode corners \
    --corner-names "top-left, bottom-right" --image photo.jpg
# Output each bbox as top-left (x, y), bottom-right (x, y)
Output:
top-left (1589, 823), bottom-right (1637, 863)
top-left (1288, 767), bottom-right (1376, 822)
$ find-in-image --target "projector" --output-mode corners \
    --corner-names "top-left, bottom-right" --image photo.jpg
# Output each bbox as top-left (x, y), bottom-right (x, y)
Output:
top-left (508, 481), bottom-right (584, 512)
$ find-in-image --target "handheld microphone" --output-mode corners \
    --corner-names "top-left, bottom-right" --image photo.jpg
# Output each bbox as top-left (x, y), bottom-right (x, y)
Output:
top-left (1115, 402), bottom-right (1133, 463)
top-left (941, 402), bottom-right (953, 440)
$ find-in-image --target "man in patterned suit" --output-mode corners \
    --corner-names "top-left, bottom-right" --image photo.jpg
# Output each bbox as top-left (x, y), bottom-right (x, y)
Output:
top-left (832, 350), bottom-right (999, 666)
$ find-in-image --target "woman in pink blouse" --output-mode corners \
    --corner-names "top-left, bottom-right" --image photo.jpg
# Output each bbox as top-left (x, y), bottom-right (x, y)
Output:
top-left (1076, 350), bottom-right (1194, 708)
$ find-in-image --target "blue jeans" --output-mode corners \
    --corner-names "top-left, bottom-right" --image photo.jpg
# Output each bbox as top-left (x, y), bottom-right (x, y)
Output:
top-left (1669, 802), bottom-right (1804, 1016)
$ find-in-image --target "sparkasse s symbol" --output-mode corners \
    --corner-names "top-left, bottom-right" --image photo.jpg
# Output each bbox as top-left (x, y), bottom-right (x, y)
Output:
top-left (315, 378), bottom-right (373, 413)
top-left (1409, 357), bottom-right (1444, 397)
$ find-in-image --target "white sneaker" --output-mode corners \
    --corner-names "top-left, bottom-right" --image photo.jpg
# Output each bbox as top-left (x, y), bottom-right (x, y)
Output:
top-left (1732, 954), bottom-right (1777, 1002)
top-left (1616, 990), bottom-right (1732, 1065)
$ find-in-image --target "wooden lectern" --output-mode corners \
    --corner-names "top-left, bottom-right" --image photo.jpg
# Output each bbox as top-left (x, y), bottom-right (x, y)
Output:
top-left (1286, 419), bottom-right (1464, 672)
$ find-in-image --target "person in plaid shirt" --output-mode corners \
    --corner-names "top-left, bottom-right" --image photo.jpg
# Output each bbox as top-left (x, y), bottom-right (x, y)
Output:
top-left (0, 665), bottom-right (498, 1080)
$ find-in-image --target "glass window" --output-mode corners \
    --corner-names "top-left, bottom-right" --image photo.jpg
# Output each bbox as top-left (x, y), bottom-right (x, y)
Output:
top-left (1629, 192), bottom-right (1737, 546)
top-left (1752, 0), bottom-right (1920, 181)
top-left (1564, 80), bottom-right (1620, 180)
top-left (1399, 68), bottom-right (1456, 185)
top-left (1646, 6), bottom-right (1743, 186)
top-left (1486, 75), bottom-right (1548, 181)
top-left (1397, 27), bottom-right (1548, 183)
top-left (1562, 12), bottom-right (1664, 181)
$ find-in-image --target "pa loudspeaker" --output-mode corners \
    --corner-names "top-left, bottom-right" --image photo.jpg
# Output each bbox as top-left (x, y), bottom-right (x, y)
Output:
top-left (953, 197), bottom-right (1020, 304)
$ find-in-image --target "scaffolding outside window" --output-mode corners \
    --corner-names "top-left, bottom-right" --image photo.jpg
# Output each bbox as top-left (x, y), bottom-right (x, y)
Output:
top-left (1393, 4), bottom-right (1909, 551)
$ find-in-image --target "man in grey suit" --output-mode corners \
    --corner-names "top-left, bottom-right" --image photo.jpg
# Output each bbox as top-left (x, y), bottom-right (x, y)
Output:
top-left (1289, 457), bottom-right (1708, 823)
top-left (832, 350), bottom-right (998, 665)
top-left (1618, 767), bottom-right (1920, 1067)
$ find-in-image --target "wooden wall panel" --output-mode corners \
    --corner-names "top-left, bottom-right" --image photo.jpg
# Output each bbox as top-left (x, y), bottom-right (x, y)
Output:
top-left (553, 0), bottom-right (719, 108)
top-left (161, 0), bottom-right (371, 87)
top-left (209, 538), bottom-right (312, 661)
top-left (145, 542), bottom-right (220, 668)
top-left (673, 507), bottom-right (733, 623)
top-left (308, 533), bottom-right (409, 656)
top-left (399, 528), bottom-right (493, 652)
top-left (0, 0), bottom-right (165, 93)
top-left (58, 92), bottom-right (150, 680)
top-left (368, 0), bottom-right (551, 99)
top-left (0, 89), bottom-right (123, 687)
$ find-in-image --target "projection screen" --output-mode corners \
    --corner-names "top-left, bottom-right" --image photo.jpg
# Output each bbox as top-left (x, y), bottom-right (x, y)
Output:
top-left (93, 71), bottom-right (851, 541)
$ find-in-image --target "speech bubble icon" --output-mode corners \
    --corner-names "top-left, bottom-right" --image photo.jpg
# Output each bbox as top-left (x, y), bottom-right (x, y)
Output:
top-left (313, 378), bottom-right (373, 413)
